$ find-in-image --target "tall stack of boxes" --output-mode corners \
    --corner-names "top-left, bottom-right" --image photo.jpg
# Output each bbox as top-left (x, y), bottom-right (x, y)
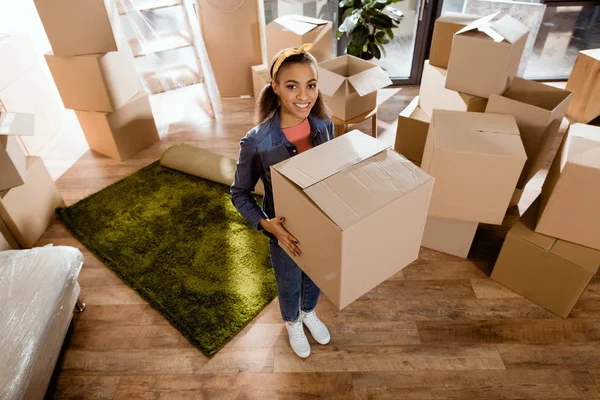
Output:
top-left (34, 0), bottom-right (160, 161)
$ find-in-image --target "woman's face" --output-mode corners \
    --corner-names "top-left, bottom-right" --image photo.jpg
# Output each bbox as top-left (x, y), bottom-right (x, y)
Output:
top-left (272, 62), bottom-right (318, 122)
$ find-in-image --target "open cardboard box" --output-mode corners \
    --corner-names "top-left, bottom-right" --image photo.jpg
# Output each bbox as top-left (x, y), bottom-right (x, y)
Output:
top-left (266, 15), bottom-right (333, 63)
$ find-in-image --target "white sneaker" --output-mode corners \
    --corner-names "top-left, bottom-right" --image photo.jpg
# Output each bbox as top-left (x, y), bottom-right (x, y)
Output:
top-left (301, 310), bottom-right (331, 345)
top-left (285, 320), bottom-right (311, 358)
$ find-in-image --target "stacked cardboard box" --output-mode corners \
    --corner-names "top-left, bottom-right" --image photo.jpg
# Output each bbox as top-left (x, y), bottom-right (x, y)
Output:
top-left (566, 49), bottom-right (600, 123)
top-left (34, 0), bottom-right (159, 161)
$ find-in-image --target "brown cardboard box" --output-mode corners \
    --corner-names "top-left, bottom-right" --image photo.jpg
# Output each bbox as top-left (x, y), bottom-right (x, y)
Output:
top-left (446, 14), bottom-right (529, 98)
top-left (45, 49), bottom-right (139, 113)
top-left (319, 55), bottom-right (392, 121)
top-left (486, 78), bottom-right (572, 187)
top-left (198, 0), bottom-right (264, 97)
top-left (429, 12), bottom-right (481, 69)
top-left (0, 217), bottom-right (19, 251)
top-left (266, 15), bottom-right (333, 63)
top-left (421, 110), bottom-right (527, 224)
top-left (0, 34), bottom-right (38, 91)
top-left (536, 123), bottom-right (600, 250)
top-left (0, 112), bottom-right (34, 191)
top-left (421, 216), bottom-right (478, 258)
top-left (0, 64), bottom-right (64, 155)
top-left (566, 49), bottom-right (600, 123)
top-left (419, 60), bottom-right (487, 116)
top-left (75, 93), bottom-right (159, 161)
top-left (0, 156), bottom-right (65, 248)
top-left (271, 130), bottom-right (434, 310)
top-left (492, 201), bottom-right (600, 318)
top-left (394, 96), bottom-right (430, 166)
top-left (251, 64), bottom-right (270, 99)
top-left (34, 0), bottom-right (122, 56)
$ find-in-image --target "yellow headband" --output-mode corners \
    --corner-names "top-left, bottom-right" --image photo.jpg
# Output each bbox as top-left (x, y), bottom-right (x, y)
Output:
top-left (271, 43), bottom-right (318, 80)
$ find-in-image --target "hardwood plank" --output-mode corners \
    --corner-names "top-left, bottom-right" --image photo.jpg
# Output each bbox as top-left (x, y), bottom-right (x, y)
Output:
top-left (80, 285), bottom-right (147, 306)
top-left (497, 344), bottom-right (600, 369)
top-left (225, 323), bottom-right (284, 348)
top-left (52, 375), bottom-right (121, 399)
top-left (417, 319), bottom-right (600, 344)
top-left (73, 305), bottom-right (169, 327)
top-left (61, 349), bottom-right (208, 375)
top-left (352, 370), bottom-right (579, 399)
top-left (590, 370), bottom-right (600, 394)
top-left (582, 277), bottom-right (600, 299)
top-left (559, 369), bottom-right (600, 399)
top-left (200, 347), bottom-right (274, 374)
top-left (77, 265), bottom-right (124, 287)
top-left (401, 260), bottom-right (489, 280)
top-left (470, 278), bottom-right (522, 299)
top-left (69, 324), bottom-right (193, 350)
top-left (274, 345), bottom-right (505, 373)
top-left (359, 279), bottom-right (476, 300)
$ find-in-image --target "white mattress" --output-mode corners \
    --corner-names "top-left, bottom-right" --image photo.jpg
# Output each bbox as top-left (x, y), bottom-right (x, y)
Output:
top-left (0, 245), bottom-right (83, 400)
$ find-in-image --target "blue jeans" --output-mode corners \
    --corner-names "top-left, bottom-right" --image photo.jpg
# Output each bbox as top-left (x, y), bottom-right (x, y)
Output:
top-left (270, 240), bottom-right (320, 322)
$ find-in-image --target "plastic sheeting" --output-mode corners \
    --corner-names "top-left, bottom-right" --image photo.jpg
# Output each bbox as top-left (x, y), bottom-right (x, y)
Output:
top-left (0, 246), bottom-right (83, 400)
top-left (117, 0), bottom-right (222, 118)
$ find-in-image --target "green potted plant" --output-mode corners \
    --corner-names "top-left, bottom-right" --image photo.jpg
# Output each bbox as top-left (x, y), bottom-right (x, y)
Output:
top-left (336, 0), bottom-right (404, 60)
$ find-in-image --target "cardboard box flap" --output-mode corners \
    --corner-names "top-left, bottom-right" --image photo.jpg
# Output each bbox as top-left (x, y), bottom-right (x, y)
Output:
top-left (504, 78), bottom-right (572, 111)
top-left (510, 203), bottom-right (556, 251)
top-left (567, 124), bottom-right (600, 167)
top-left (304, 149), bottom-right (433, 229)
top-left (551, 240), bottom-right (600, 274)
top-left (400, 96), bottom-right (420, 118)
top-left (582, 49), bottom-right (600, 59)
top-left (347, 67), bottom-right (392, 96)
top-left (0, 112), bottom-right (35, 137)
top-left (272, 130), bottom-right (390, 189)
top-left (438, 11), bottom-right (481, 24)
top-left (456, 12), bottom-right (499, 36)
top-left (490, 15), bottom-right (529, 44)
top-left (273, 15), bottom-right (326, 36)
top-left (318, 67), bottom-right (347, 96)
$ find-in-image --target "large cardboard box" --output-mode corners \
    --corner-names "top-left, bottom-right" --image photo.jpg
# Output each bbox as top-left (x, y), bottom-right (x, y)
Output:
top-left (75, 93), bottom-right (159, 161)
top-left (266, 15), bottom-right (333, 63)
top-left (198, 0), bottom-right (264, 97)
top-left (492, 202), bottom-right (600, 318)
top-left (419, 60), bottom-right (488, 116)
top-left (319, 55), bottom-right (392, 121)
top-left (271, 130), bottom-right (434, 309)
top-left (421, 110), bottom-right (527, 224)
top-left (421, 216), bottom-right (478, 258)
top-left (566, 49), bottom-right (600, 123)
top-left (0, 34), bottom-right (38, 92)
top-left (45, 48), bottom-right (139, 112)
top-left (0, 112), bottom-right (34, 191)
top-left (446, 14), bottom-right (529, 99)
top-left (536, 123), bottom-right (600, 250)
top-left (486, 78), bottom-right (572, 188)
top-left (34, 0), bottom-right (122, 56)
top-left (429, 12), bottom-right (481, 69)
top-left (0, 156), bottom-right (65, 248)
top-left (394, 96), bottom-right (430, 166)
top-left (251, 64), bottom-right (270, 100)
top-left (0, 64), bottom-right (64, 155)
top-left (0, 217), bottom-right (19, 251)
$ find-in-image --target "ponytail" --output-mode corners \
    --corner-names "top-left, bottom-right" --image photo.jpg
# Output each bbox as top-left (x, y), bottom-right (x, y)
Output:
top-left (255, 83), bottom-right (279, 125)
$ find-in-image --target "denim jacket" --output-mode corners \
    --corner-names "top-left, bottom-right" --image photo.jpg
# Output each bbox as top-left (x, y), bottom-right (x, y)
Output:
top-left (231, 109), bottom-right (335, 234)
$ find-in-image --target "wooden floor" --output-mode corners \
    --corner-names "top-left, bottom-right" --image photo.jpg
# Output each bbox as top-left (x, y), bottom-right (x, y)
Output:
top-left (43, 87), bottom-right (600, 399)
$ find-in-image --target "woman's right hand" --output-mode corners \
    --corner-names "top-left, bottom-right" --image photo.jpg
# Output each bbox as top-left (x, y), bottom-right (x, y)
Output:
top-left (260, 217), bottom-right (302, 256)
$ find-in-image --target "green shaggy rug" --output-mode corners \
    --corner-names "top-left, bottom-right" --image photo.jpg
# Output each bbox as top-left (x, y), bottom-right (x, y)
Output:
top-left (57, 161), bottom-right (277, 356)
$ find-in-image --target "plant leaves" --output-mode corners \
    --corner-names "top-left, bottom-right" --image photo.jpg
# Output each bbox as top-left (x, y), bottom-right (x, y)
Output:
top-left (347, 41), bottom-right (362, 56)
top-left (384, 28), bottom-right (394, 40)
top-left (338, 12), bottom-right (361, 34)
top-left (351, 25), bottom-right (369, 48)
top-left (370, 13), bottom-right (394, 29)
top-left (369, 42), bottom-right (382, 59)
top-left (339, 0), bottom-right (354, 7)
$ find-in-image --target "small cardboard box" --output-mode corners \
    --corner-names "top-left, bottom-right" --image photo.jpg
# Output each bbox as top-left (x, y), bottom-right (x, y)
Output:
top-left (271, 130), bottom-right (434, 310)
top-left (251, 64), bottom-right (270, 100)
top-left (421, 110), bottom-right (527, 224)
top-left (0, 34), bottom-right (38, 92)
top-left (0, 156), bottom-right (65, 248)
top-left (266, 15), bottom-right (333, 63)
top-left (429, 12), bottom-right (481, 69)
top-left (421, 216), bottom-right (478, 258)
top-left (492, 201), bottom-right (600, 318)
top-left (566, 49), bottom-right (600, 123)
top-left (394, 96), bottom-right (430, 166)
top-left (75, 93), bottom-right (160, 161)
top-left (486, 78), bottom-right (572, 188)
top-left (536, 123), bottom-right (600, 250)
top-left (45, 47), bottom-right (139, 112)
top-left (319, 55), bottom-right (392, 121)
top-left (446, 14), bottom-right (529, 98)
top-left (34, 0), bottom-right (122, 56)
top-left (0, 112), bottom-right (34, 191)
top-left (419, 60), bottom-right (488, 116)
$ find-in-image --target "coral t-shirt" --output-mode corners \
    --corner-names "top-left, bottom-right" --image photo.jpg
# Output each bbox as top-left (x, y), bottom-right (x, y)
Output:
top-left (282, 118), bottom-right (312, 154)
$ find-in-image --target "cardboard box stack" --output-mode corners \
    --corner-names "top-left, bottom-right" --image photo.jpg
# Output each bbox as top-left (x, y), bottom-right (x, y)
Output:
top-left (34, 0), bottom-right (159, 161)
top-left (395, 96), bottom-right (430, 166)
top-left (272, 130), bottom-right (434, 310)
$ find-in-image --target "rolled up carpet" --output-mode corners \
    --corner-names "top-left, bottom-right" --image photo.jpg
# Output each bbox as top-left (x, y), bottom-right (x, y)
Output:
top-left (160, 143), bottom-right (265, 196)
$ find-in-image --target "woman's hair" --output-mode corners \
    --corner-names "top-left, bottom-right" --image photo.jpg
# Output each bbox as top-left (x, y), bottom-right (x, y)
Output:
top-left (255, 50), bottom-right (330, 124)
